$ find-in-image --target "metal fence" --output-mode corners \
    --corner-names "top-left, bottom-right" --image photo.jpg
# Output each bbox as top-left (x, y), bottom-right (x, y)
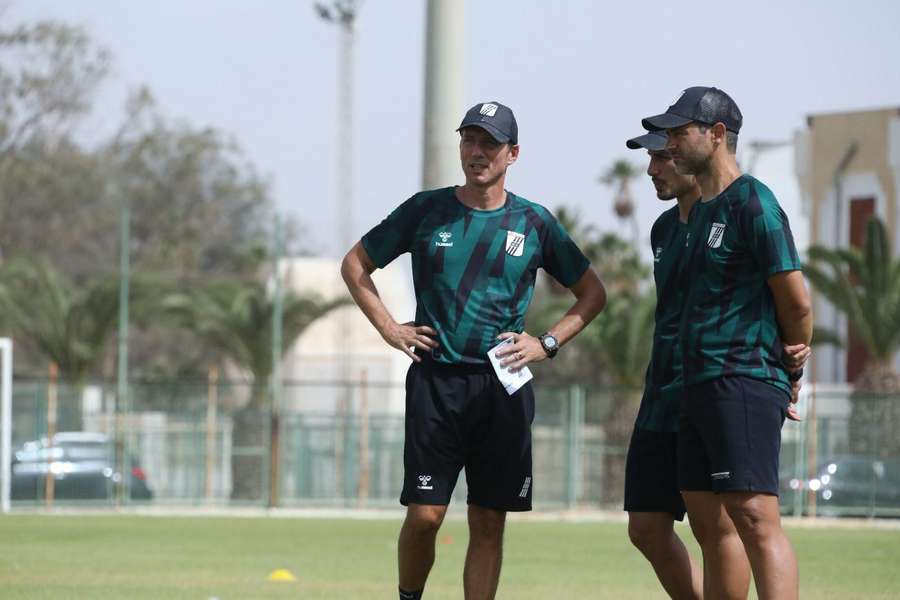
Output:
top-left (6, 379), bottom-right (900, 518)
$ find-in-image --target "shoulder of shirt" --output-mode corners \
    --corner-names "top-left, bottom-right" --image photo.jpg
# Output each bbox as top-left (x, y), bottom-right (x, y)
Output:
top-left (745, 175), bottom-right (780, 205)
top-left (507, 192), bottom-right (556, 220)
top-left (652, 205), bottom-right (680, 228)
top-left (396, 187), bottom-right (456, 211)
top-left (409, 186), bottom-right (455, 203)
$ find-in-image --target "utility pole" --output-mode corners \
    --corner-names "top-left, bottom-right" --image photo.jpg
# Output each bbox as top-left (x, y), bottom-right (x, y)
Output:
top-left (422, 0), bottom-right (465, 189)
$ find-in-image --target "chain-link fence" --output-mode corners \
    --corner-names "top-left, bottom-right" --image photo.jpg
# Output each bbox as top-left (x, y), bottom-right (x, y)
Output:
top-left (6, 379), bottom-right (900, 517)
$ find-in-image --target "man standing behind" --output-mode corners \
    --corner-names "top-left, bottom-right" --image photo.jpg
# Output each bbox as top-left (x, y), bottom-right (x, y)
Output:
top-left (642, 87), bottom-right (812, 600)
top-left (341, 101), bottom-right (606, 600)
top-left (623, 130), bottom-right (750, 599)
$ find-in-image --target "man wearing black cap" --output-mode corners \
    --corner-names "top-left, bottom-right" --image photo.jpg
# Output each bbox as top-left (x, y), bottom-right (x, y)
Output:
top-left (624, 130), bottom-right (753, 599)
top-left (642, 87), bottom-right (813, 600)
top-left (341, 101), bottom-right (606, 600)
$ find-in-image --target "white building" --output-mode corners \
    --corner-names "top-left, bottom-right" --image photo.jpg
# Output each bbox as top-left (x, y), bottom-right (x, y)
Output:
top-left (280, 256), bottom-right (416, 414)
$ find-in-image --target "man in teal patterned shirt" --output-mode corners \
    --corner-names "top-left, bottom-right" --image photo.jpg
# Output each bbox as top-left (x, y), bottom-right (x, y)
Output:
top-left (643, 87), bottom-right (812, 600)
top-left (623, 129), bottom-right (750, 599)
top-left (342, 101), bottom-right (606, 600)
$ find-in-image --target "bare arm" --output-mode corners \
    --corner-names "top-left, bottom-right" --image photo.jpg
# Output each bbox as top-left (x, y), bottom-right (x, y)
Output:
top-left (340, 241), bottom-right (437, 362)
top-left (768, 270), bottom-right (813, 347)
top-left (769, 270), bottom-right (813, 417)
top-left (496, 267), bottom-right (607, 369)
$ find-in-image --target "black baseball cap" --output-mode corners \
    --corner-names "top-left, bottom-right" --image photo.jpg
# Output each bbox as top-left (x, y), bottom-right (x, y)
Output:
top-left (457, 101), bottom-right (518, 145)
top-left (642, 87), bottom-right (742, 134)
top-left (626, 131), bottom-right (667, 151)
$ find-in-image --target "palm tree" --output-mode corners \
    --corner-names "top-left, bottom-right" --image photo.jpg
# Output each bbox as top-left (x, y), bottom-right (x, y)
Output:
top-left (580, 289), bottom-right (656, 504)
top-left (599, 159), bottom-right (642, 244)
top-left (0, 256), bottom-right (121, 383)
top-left (162, 279), bottom-right (349, 500)
top-left (804, 217), bottom-right (900, 457)
top-left (0, 256), bottom-right (127, 431)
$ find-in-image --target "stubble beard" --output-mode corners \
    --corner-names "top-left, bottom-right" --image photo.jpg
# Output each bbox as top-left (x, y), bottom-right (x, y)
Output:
top-left (675, 148), bottom-right (712, 178)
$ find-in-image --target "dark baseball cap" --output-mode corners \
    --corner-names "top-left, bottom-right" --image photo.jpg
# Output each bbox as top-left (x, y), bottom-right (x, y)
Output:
top-left (457, 101), bottom-right (518, 144)
top-left (642, 87), bottom-right (742, 134)
top-left (626, 131), bottom-right (667, 151)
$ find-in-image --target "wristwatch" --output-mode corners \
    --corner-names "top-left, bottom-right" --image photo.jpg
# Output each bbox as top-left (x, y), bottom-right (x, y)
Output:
top-left (539, 332), bottom-right (559, 358)
top-left (788, 368), bottom-right (804, 382)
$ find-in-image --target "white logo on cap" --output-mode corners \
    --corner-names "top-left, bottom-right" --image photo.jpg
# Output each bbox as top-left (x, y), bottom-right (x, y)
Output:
top-left (479, 103), bottom-right (498, 117)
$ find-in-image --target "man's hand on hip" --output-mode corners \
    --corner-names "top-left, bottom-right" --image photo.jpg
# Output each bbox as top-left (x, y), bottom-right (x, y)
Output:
top-left (382, 321), bottom-right (438, 362)
top-left (494, 332), bottom-right (546, 371)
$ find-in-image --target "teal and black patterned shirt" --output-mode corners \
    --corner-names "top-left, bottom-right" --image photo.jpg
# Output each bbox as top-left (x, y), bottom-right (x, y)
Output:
top-left (361, 187), bottom-right (590, 364)
top-left (636, 204), bottom-right (699, 432)
top-left (679, 175), bottom-right (801, 395)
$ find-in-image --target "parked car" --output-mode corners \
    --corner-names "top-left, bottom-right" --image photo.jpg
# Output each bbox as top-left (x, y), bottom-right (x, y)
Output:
top-left (785, 455), bottom-right (900, 516)
top-left (10, 432), bottom-right (153, 501)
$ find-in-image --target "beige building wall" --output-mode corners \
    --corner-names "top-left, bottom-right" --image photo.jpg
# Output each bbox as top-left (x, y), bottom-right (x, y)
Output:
top-left (795, 107), bottom-right (900, 383)
top-left (279, 257), bottom-right (416, 414)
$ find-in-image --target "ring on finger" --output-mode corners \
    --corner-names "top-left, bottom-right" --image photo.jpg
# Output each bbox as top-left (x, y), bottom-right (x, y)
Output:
top-left (516, 351), bottom-right (522, 360)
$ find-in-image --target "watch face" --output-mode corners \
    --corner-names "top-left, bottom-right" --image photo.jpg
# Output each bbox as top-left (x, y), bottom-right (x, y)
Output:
top-left (544, 335), bottom-right (558, 349)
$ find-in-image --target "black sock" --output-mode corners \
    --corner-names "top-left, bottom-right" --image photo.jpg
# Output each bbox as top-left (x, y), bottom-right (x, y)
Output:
top-left (399, 586), bottom-right (423, 600)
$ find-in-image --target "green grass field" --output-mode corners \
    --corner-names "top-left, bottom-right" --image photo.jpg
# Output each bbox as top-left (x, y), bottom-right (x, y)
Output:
top-left (1, 514), bottom-right (898, 599)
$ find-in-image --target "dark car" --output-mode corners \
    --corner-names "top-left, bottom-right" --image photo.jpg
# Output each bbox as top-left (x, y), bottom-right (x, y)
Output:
top-left (787, 455), bottom-right (900, 517)
top-left (11, 432), bottom-right (153, 501)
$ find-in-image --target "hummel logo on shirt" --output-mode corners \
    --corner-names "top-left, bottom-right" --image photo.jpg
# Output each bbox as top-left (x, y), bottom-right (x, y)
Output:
top-left (480, 103), bottom-right (498, 117)
top-left (707, 222), bottom-right (726, 248)
top-left (505, 231), bottom-right (525, 257)
top-left (417, 475), bottom-right (433, 490)
top-left (435, 231), bottom-right (453, 247)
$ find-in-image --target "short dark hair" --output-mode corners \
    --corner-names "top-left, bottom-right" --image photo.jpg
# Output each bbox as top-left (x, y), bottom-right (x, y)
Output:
top-left (695, 123), bottom-right (738, 154)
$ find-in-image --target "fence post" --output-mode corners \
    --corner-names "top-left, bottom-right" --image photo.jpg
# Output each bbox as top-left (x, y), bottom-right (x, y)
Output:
top-left (565, 385), bottom-right (584, 509)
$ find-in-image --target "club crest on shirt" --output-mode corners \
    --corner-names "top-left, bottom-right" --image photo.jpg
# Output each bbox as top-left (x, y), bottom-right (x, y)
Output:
top-left (707, 222), bottom-right (726, 248)
top-left (505, 231), bottom-right (525, 257)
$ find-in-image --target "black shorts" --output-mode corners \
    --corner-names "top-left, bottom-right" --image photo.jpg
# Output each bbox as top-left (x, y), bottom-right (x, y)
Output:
top-left (624, 428), bottom-right (686, 520)
top-left (400, 357), bottom-right (535, 512)
top-left (678, 376), bottom-right (789, 495)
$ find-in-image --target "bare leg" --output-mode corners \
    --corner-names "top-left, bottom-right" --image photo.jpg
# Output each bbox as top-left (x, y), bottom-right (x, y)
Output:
top-left (721, 492), bottom-right (798, 600)
top-left (683, 491), bottom-right (752, 599)
top-left (628, 511), bottom-right (702, 599)
top-left (398, 503), bottom-right (448, 593)
top-left (463, 505), bottom-right (506, 600)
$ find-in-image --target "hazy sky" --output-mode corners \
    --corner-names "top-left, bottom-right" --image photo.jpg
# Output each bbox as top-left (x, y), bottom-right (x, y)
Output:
top-left (11, 1), bottom-right (900, 258)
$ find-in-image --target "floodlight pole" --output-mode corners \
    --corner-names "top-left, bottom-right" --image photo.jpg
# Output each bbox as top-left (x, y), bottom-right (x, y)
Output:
top-left (315, 0), bottom-right (358, 254)
top-left (317, 0), bottom-right (360, 503)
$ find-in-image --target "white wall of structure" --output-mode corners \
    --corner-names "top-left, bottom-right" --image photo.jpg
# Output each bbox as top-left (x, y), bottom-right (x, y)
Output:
top-left (281, 257), bottom-right (416, 415)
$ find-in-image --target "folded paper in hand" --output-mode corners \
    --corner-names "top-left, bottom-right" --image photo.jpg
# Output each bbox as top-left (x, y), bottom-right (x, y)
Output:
top-left (488, 338), bottom-right (533, 396)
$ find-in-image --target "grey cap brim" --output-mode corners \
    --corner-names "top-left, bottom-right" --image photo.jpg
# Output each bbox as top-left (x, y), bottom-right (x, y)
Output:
top-left (641, 112), bottom-right (693, 132)
top-left (456, 122), bottom-right (512, 144)
top-left (626, 131), bottom-right (667, 150)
